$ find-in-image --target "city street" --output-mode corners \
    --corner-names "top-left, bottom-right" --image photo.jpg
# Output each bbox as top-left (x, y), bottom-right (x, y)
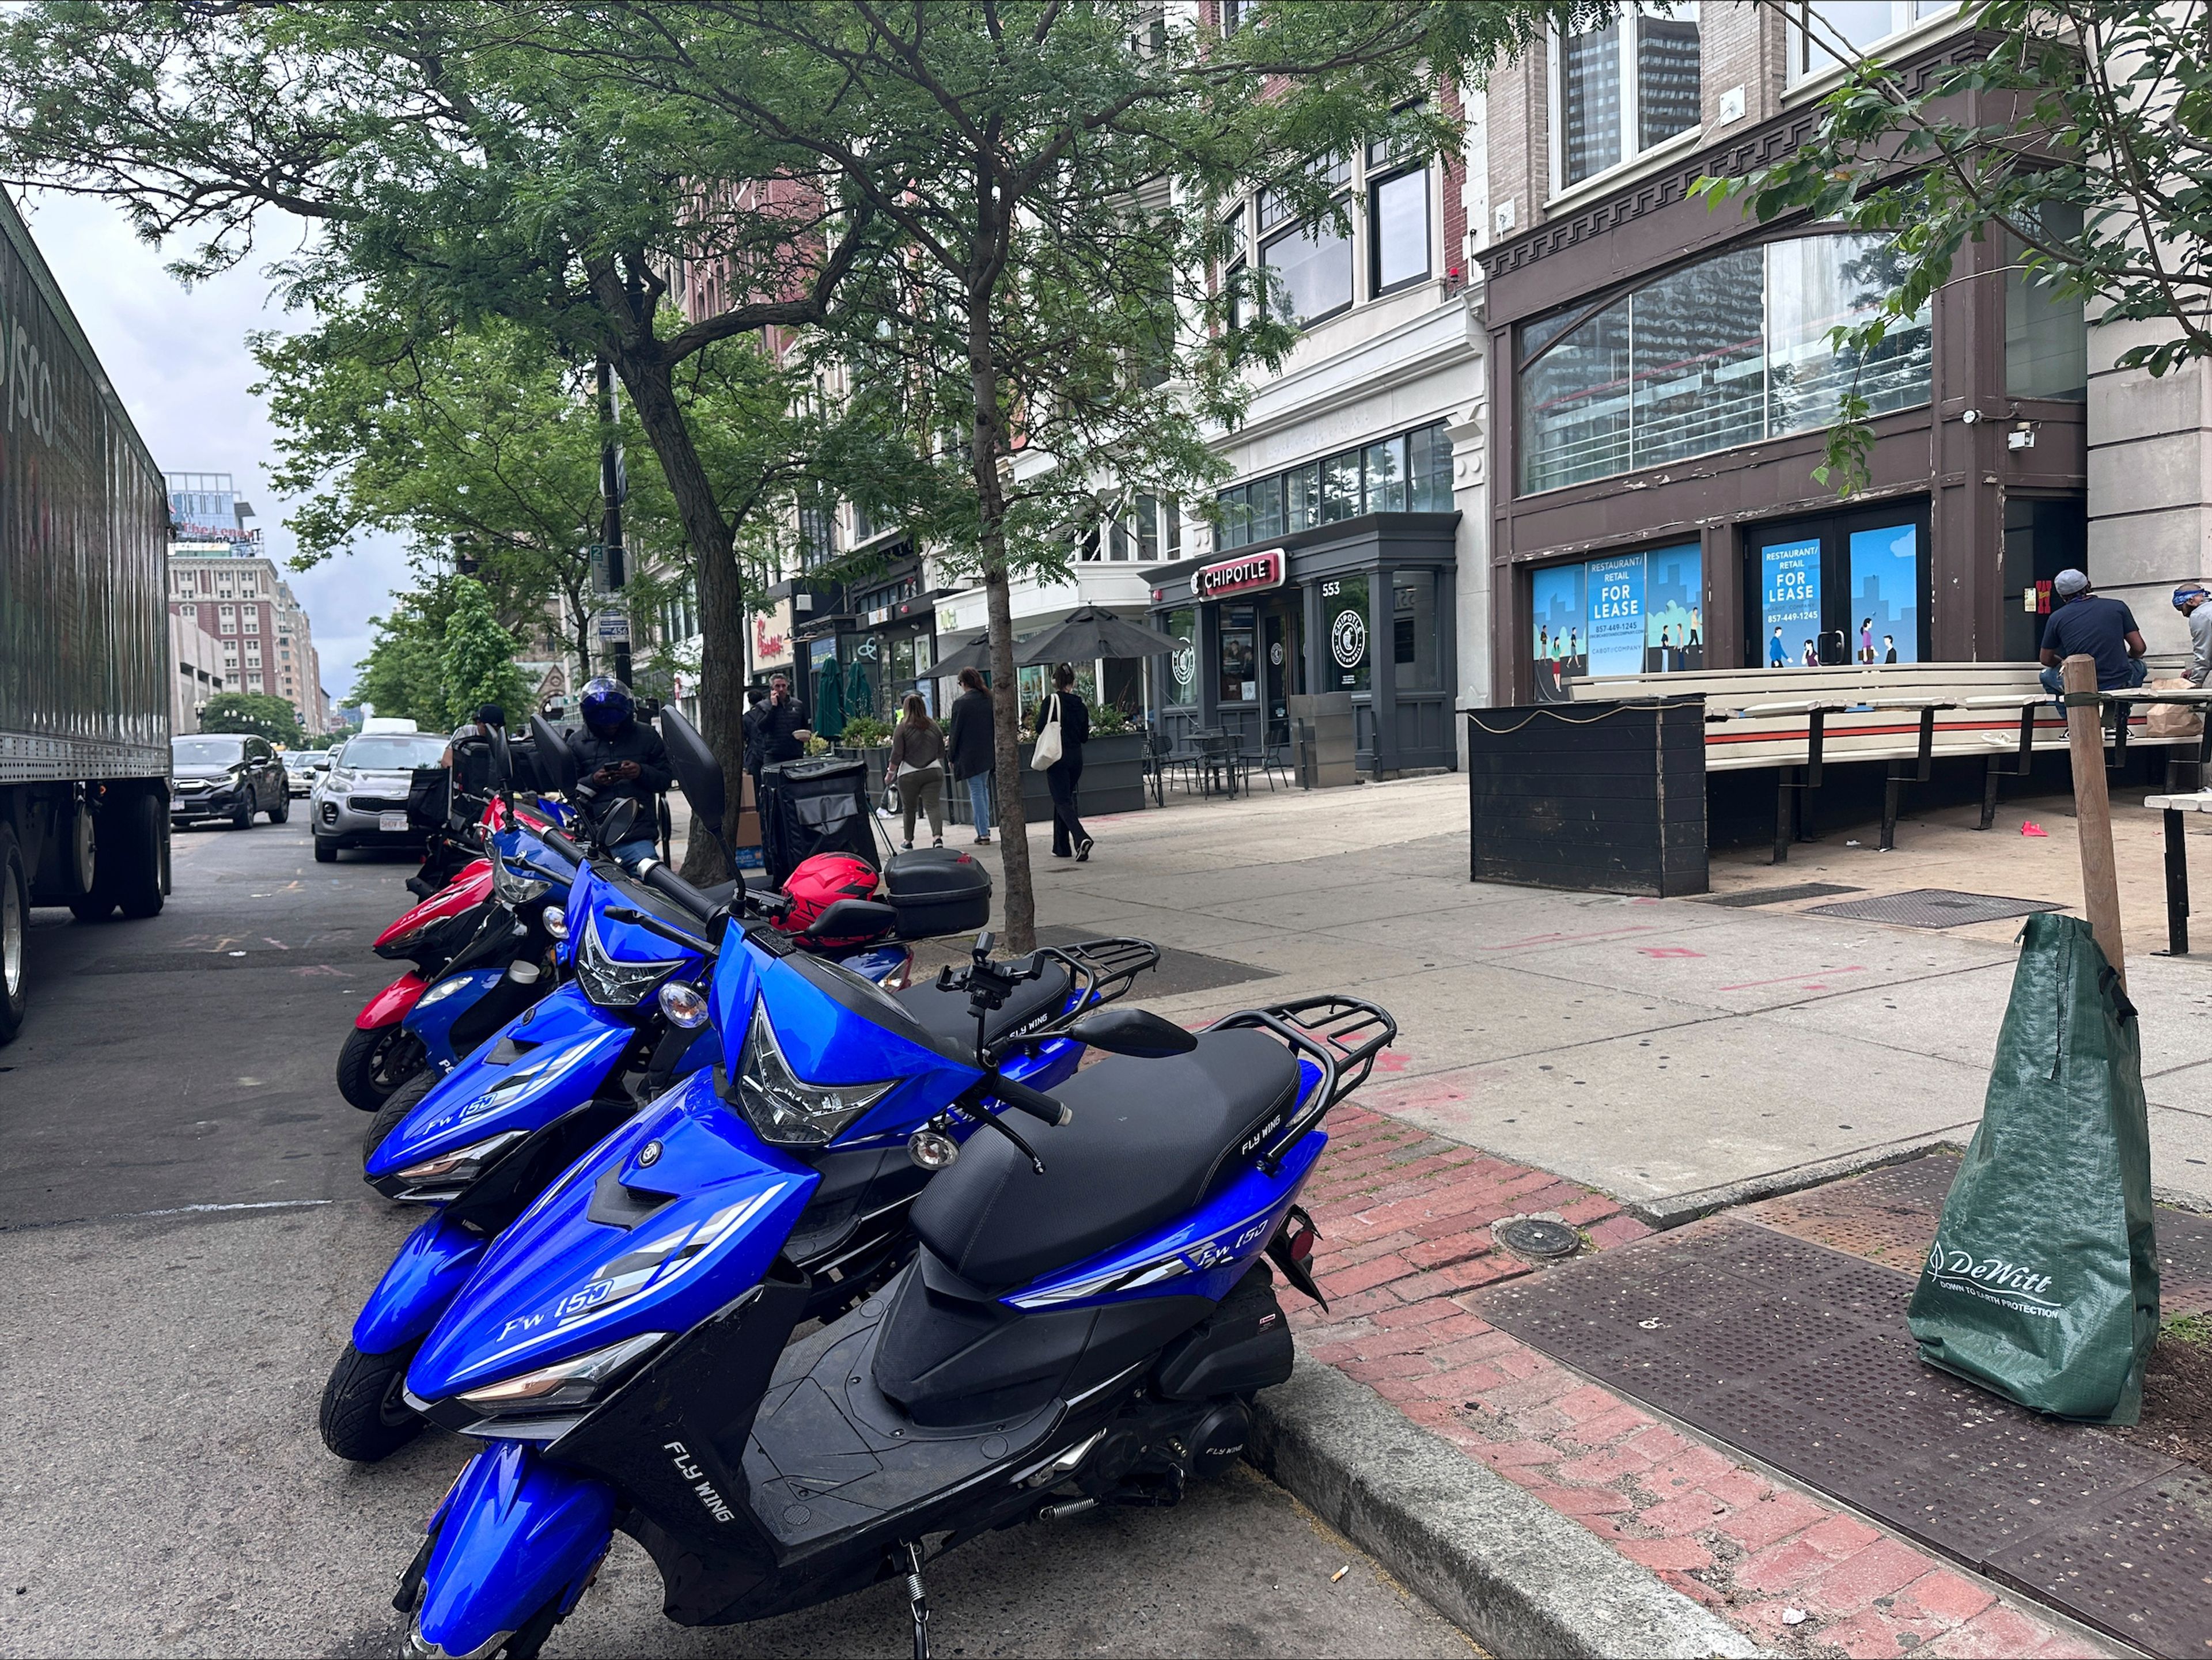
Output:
top-left (0, 817), bottom-right (1469, 1659)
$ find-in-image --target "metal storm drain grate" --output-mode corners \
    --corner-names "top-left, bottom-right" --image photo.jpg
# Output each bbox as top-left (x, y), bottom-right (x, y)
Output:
top-left (1806, 888), bottom-right (2066, 928)
top-left (1700, 882), bottom-right (1863, 908)
top-left (1475, 1218), bottom-right (2212, 1656)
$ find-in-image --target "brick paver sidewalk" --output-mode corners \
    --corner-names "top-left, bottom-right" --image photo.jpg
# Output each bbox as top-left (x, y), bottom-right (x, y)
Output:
top-left (1288, 1102), bottom-right (2105, 1659)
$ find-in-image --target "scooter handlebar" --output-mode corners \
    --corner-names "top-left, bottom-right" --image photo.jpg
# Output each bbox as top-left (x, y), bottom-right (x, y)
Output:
top-left (990, 1074), bottom-right (1072, 1129)
top-left (635, 859), bottom-right (722, 924)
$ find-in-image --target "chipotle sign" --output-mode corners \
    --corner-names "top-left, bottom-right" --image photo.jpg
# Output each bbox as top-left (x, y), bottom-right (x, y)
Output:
top-left (1195, 548), bottom-right (1285, 600)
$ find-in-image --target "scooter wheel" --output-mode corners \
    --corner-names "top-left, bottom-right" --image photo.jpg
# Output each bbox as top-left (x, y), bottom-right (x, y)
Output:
top-left (407, 1597), bottom-right (564, 1660)
top-left (319, 1341), bottom-right (423, 1463)
top-left (363, 1069), bottom-right (437, 1162)
top-left (336, 1024), bottom-right (426, 1112)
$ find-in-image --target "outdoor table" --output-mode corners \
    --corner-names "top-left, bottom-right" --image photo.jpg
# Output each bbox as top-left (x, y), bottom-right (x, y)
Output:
top-left (1193, 729), bottom-right (1243, 799)
top-left (2143, 789), bottom-right (2212, 955)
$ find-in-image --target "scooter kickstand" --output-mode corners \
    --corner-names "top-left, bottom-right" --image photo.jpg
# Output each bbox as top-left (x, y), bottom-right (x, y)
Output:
top-left (901, 1540), bottom-right (931, 1660)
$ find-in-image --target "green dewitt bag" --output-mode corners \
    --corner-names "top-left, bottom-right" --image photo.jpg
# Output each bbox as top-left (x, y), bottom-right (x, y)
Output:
top-left (1907, 912), bottom-right (2159, 1425)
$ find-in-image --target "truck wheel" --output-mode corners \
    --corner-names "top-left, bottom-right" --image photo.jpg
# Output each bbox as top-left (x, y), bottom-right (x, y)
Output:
top-left (66, 799), bottom-right (113, 921)
top-left (318, 1341), bottom-right (424, 1462)
top-left (101, 786), bottom-right (166, 920)
top-left (0, 825), bottom-right (27, 1044)
top-left (314, 837), bottom-right (338, 864)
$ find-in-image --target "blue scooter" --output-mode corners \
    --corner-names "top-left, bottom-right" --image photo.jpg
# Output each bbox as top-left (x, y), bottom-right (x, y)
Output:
top-left (324, 713), bottom-right (1155, 1463)
top-left (382, 903), bottom-right (1392, 1658)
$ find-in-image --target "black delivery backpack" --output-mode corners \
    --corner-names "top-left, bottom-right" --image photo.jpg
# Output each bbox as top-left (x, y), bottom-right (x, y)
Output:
top-left (758, 756), bottom-right (876, 885)
top-left (880, 847), bottom-right (993, 939)
top-left (1906, 912), bottom-right (2160, 1424)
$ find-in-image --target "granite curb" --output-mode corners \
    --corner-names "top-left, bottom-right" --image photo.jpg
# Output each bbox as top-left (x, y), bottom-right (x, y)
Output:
top-left (1251, 1356), bottom-right (1770, 1660)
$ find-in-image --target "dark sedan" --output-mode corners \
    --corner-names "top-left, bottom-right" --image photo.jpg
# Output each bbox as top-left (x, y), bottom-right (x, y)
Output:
top-left (171, 733), bottom-right (290, 829)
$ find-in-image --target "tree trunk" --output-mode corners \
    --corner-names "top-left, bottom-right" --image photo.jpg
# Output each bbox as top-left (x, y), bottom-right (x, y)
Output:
top-left (610, 349), bottom-right (741, 885)
top-left (970, 372), bottom-right (1035, 952)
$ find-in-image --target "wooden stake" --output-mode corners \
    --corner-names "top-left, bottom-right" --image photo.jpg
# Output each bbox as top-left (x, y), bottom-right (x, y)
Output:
top-left (2063, 653), bottom-right (2127, 984)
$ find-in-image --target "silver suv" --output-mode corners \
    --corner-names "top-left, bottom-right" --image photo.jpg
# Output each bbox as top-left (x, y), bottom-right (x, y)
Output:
top-left (312, 732), bottom-right (450, 863)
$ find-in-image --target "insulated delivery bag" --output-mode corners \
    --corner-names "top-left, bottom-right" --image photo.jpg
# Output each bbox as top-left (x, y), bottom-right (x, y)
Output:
top-left (1906, 912), bottom-right (2159, 1424)
top-left (758, 756), bottom-right (876, 885)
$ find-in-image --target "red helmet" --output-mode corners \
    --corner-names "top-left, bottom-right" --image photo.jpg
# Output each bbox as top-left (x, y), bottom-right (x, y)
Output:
top-left (775, 854), bottom-right (881, 942)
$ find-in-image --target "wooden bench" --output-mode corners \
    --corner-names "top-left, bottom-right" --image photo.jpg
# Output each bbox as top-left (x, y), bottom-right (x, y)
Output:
top-left (1567, 664), bottom-right (2207, 864)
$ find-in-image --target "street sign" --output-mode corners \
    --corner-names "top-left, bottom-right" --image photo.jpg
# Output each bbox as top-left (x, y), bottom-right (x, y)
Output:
top-left (594, 609), bottom-right (630, 643)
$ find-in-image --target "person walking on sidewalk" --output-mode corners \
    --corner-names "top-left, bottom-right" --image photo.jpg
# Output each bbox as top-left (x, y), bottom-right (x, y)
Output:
top-left (2176, 583), bottom-right (2212, 687)
top-left (888, 693), bottom-right (946, 850)
top-left (2039, 568), bottom-right (2146, 715)
top-left (1035, 663), bottom-right (1093, 862)
top-left (946, 666), bottom-right (994, 845)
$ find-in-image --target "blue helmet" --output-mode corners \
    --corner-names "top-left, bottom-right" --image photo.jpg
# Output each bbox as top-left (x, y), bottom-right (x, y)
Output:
top-left (579, 676), bottom-right (634, 736)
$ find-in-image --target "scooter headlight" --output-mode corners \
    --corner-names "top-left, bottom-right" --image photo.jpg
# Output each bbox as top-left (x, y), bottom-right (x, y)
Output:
top-left (492, 852), bottom-right (551, 907)
top-left (393, 1130), bottom-right (530, 1185)
top-left (454, 1331), bottom-right (668, 1416)
top-left (732, 1000), bottom-right (895, 1146)
top-left (415, 974), bottom-right (473, 1007)
top-left (573, 909), bottom-right (683, 1009)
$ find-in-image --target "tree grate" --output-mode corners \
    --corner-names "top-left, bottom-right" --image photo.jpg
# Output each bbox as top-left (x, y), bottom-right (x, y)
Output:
top-left (1808, 888), bottom-right (2066, 928)
top-left (1475, 1217), bottom-right (2212, 1656)
top-left (1700, 882), bottom-right (1863, 908)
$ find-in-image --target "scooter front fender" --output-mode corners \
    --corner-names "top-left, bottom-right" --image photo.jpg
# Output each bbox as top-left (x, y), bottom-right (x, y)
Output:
top-left (370, 987), bottom-right (632, 1185)
top-left (358, 971), bottom-right (428, 1031)
top-left (354, 1211), bottom-right (486, 1356)
top-left (413, 1441), bottom-right (613, 1660)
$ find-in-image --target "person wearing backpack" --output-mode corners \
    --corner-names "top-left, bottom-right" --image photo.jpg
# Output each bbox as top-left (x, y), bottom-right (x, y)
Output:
top-left (1032, 662), bottom-right (1093, 862)
top-left (887, 693), bottom-right (946, 850)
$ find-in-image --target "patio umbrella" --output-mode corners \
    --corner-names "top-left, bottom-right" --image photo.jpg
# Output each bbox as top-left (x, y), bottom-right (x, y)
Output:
top-left (929, 635), bottom-right (995, 680)
top-left (812, 660), bottom-right (844, 736)
top-left (844, 659), bottom-right (874, 719)
top-left (1013, 604), bottom-right (1181, 666)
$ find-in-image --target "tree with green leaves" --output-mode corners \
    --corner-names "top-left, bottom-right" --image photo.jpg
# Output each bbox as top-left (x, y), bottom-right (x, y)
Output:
top-left (566, 0), bottom-right (1573, 945)
top-left (437, 577), bottom-right (533, 729)
top-left (0, 1), bottom-right (922, 869)
top-left (354, 579), bottom-right (462, 733)
top-left (198, 691), bottom-right (302, 749)
top-left (1698, 0), bottom-right (2212, 491)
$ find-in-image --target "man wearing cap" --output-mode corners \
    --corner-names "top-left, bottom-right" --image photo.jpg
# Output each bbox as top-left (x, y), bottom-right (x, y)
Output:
top-left (2039, 569), bottom-right (2147, 714)
top-left (2175, 583), bottom-right (2212, 688)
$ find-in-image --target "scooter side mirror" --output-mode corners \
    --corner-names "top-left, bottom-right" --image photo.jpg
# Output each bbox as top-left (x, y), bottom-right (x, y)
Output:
top-left (599, 798), bottom-right (640, 854)
top-left (530, 712), bottom-right (578, 795)
top-left (657, 703), bottom-right (725, 838)
top-left (488, 727), bottom-right (515, 793)
top-left (1066, 1007), bottom-right (1198, 1059)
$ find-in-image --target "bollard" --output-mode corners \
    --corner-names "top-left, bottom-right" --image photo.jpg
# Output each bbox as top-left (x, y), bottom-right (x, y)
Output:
top-left (2062, 654), bottom-right (2127, 987)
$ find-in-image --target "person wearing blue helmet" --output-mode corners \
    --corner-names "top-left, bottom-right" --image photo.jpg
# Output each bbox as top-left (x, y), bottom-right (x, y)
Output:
top-left (2174, 583), bottom-right (2212, 688)
top-left (565, 676), bottom-right (671, 863)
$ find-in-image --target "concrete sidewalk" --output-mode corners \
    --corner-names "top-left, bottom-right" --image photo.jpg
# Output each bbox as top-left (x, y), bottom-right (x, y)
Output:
top-left (934, 771), bottom-right (2212, 1216)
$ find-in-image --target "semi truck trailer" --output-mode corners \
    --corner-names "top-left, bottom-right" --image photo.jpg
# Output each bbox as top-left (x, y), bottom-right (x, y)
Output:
top-left (0, 188), bottom-right (172, 1044)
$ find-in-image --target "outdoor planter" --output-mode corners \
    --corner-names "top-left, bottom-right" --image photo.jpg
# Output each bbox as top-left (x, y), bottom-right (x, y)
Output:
top-left (944, 730), bottom-right (1150, 825)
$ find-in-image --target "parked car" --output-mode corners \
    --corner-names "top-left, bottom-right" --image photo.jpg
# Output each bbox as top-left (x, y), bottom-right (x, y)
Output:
top-left (171, 733), bottom-right (290, 829)
top-left (283, 750), bottom-right (328, 798)
top-left (313, 732), bottom-right (450, 863)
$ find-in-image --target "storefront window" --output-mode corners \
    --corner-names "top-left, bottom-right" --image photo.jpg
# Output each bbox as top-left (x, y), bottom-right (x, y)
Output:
top-left (1219, 605), bottom-right (1260, 703)
top-left (1392, 570), bottom-right (1441, 691)
top-left (2006, 207), bottom-right (2087, 401)
top-left (1217, 421), bottom-right (1455, 548)
top-left (1519, 233), bottom-right (1933, 494)
top-left (1529, 541), bottom-right (1703, 701)
top-left (1321, 449), bottom-right (1361, 521)
top-left (1365, 435), bottom-right (1407, 513)
top-left (1743, 510), bottom-right (1926, 666)
top-left (1164, 606), bottom-right (1199, 707)
top-left (1321, 574), bottom-right (1371, 693)
top-left (1408, 424), bottom-right (1454, 511)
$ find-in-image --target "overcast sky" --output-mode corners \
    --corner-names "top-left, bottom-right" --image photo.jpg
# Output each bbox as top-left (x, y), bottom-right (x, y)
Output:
top-left (17, 189), bottom-right (412, 706)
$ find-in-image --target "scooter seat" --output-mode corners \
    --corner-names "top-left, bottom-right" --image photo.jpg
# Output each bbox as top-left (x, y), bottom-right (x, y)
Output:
top-left (894, 958), bottom-right (1073, 1055)
top-left (908, 1029), bottom-right (1301, 1291)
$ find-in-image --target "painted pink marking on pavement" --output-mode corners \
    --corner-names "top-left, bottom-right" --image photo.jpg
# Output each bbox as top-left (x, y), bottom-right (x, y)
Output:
top-left (1637, 947), bottom-right (1705, 958)
top-left (1714, 965), bottom-right (1869, 992)
top-left (1480, 926), bottom-right (1659, 952)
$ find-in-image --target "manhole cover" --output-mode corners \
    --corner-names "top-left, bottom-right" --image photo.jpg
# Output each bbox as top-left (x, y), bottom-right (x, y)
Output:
top-left (1702, 882), bottom-right (1862, 908)
top-left (1496, 1218), bottom-right (1580, 1259)
top-left (1806, 888), bottom-right (2065, 928)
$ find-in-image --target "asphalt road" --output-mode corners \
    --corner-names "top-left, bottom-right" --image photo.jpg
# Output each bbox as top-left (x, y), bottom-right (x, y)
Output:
top-left (0, 814), bottom-right (1470, 1659)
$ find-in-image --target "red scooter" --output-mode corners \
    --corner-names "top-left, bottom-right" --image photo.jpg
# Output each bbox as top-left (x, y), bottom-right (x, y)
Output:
top-left (335, 859), bottom-right (495, 1110)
